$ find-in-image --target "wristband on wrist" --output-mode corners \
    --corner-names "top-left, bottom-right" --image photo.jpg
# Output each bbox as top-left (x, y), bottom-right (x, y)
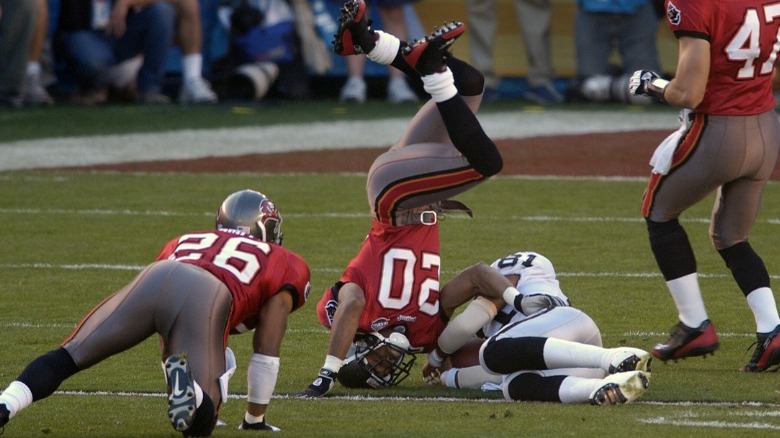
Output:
top-left (647, 78), bottom-right (669, 101)
top-left (428, 349), bottom-right (444, 368)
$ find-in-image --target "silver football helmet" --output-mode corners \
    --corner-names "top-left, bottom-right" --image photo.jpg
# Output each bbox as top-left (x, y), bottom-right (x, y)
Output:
top-left (215, 189), bottom-right (283, 244)
top-left (337, 332), bottom-right (416, 389)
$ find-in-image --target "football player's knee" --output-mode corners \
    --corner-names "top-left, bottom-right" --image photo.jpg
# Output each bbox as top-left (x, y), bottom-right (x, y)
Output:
top-left (473, 151), bottom-right (503, 177)
top-left (182, 393), bottom-right (216, 437)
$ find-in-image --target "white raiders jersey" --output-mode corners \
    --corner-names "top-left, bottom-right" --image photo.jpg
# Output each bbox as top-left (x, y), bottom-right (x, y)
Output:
top-left (482, 251), bottom-right (571, 338)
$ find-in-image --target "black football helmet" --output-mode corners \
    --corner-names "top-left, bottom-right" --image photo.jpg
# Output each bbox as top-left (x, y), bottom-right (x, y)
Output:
top-left (337, 332), bottom-right (416, 389)
top-left (215, 189), bottom-right (283, 244)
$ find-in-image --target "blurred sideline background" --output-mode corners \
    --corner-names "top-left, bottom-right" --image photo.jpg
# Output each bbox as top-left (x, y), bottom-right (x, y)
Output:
top-left (43, 0), bottom-right (678, 99)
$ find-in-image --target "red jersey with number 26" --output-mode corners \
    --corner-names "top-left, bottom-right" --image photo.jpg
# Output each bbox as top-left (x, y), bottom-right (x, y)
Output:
top-left (316, 219), bottom-right (446, 352)
top-left (156, 229), bottom-right (311, 334)
top-left (665, 0), bottom-right (780, 114)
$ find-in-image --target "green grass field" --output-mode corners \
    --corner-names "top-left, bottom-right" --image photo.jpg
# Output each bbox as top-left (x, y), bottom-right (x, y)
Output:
top-left (2, 103), bottom-right (780, 437)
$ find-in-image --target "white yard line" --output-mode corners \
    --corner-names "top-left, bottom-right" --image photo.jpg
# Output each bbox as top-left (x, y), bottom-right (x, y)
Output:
top-left (0, 110), bottom-right (678, 171)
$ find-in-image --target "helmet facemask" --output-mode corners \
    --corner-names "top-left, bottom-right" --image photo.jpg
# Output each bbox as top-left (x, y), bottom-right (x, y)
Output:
top-left (337, 332), bottom-right (416, 389)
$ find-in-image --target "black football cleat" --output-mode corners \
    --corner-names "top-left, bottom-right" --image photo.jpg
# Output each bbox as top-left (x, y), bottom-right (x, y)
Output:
top-left (741, 324), bottom-right (780, 372)
top-left (332, 0), bottom-right (376, 55)
top-left (652, 319), bottom-right (720, 361)
top-left (165, 354), bottom-right (197, 432)
top-left (402, 21), bottom-right (465, 75)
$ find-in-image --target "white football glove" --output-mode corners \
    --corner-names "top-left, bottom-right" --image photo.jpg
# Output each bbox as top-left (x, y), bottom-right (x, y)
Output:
top-left (519, 294), bottom-right (568, 315)
top-left (629, 70), bottom-right (668, 101)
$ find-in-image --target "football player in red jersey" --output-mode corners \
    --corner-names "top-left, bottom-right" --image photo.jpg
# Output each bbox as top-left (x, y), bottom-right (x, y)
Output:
top-left (296, 0), bottom-right (514, 397)
top-left (629, 0), bottom-right (780, 371)
top-left (0, 190), bottom-right (311, 435)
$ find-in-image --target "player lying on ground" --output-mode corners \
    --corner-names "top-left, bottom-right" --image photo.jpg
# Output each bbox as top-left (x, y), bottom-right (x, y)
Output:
top-left (422, 251), bottom-right (652, 405)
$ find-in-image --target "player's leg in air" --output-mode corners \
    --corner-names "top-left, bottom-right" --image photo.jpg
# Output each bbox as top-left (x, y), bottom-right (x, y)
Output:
top-left (334, 0), bottom-right (502, 219)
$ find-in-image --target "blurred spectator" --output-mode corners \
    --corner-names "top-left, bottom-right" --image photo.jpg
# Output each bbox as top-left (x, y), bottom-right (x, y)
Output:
top-left (571, 0), bottom-right (662, 105)
top-left (23, 0), bottom-right (55, 106)
top-left (0, 0), bottom-right (39, 107)
top-left (53, 0), bottom-right (175, 104)
top-left (465, 0), bottom-right (562, 104)
top-left (338, 0), bottom-right (419, 103)
top-left (213, 0), bottom-right (313, 100)
top-left (169, 0), bottom-right (219, 103)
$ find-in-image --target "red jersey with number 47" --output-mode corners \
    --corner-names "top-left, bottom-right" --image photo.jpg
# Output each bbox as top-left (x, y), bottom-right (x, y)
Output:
top-left (665, 0), bottom-right (779, 114)
top-left (156, 229), bottom-right (311, 333)
top-left (316, 219), bottom-right (447, 352)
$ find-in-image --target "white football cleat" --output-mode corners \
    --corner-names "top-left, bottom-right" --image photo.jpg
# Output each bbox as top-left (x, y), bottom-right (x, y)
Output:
top-left (605, 347), bottom-right (652, 374)
top-left (589, 370), bottom-right (650, 405)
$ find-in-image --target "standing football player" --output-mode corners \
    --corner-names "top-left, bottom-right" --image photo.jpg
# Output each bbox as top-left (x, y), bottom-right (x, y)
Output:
top-left (0, 189), bottom-right (311, 435)
top-left (296, 0), bottom-right (514, 397)
top-left (422, 251), bottom-right (651, 405)
top-left (629, 0), bottom-right (780, 371)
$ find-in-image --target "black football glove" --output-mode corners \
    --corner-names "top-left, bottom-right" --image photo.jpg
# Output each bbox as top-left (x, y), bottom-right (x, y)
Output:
top-left (238, 418), bottom-right (281, 432)
top-left (294, 368), bottom-right (337, 398)
top-left (629, 70), bottom-right (668, 101)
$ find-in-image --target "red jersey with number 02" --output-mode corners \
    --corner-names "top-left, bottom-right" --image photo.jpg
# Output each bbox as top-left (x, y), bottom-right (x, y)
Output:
top-left (317, 219), bottom-right (447, 352)
top-left (156, 229), bottom-right (311, 334)
top-left (666, 0), bottom-right (779, 114)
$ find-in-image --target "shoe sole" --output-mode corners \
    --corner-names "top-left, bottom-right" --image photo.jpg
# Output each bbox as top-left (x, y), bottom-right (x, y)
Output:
top-left (590, 371), bottom-right (650, 405)
top-left (165, 355), bottom-right (196, 431)
top-left (402, 22), bottom-right (465, 71)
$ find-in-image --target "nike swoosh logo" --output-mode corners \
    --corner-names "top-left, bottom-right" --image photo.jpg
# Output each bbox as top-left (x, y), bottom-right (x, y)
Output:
top-left (173, 373), bottom-right (185, 397)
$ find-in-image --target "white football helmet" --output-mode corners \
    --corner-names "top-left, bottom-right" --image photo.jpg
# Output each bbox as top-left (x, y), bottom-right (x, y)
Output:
top-left (491, 251), bottom-right (569, 303)
top-left (337, 332), bottom-right (416, 389)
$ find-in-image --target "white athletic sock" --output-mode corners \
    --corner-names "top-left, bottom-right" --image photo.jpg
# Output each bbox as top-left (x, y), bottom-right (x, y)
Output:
top-left (323, 355), bottom-right (343, 373)
top-left (0, 381), bottom-right (33, 417)
top-left (557, 376), bottom-right (598, 404)
top-left (367, 31), bottom-right (400, 65)
top-left (667, 273), bottom-right (708, 328)
top-left (421, 68), bottom-right (457, 102)
top-left (181, 54), bottom-right (203, 81)
top-left (193, 380), bottom-right (203, 408)
top-left (441, 366), bottom-right (501, 389)
top-left (26, 61), bottom-right (41, 77)
top-left (244, 412), bottom-right (264, 424)
top-left (543, 338), bottom-right (605, 369)
top-left (746, 287), bottom-right (780, 333)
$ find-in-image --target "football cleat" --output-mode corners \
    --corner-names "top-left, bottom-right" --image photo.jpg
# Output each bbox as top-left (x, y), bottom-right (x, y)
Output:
top-left (332, 0), bottom-right (376, 55)
top-left (589, 371), bottom-right (650, 406)
top-left (741, 324), bottom-right (780, 372)
top-left (402, 21), bottom-right (465, 76)
top-left (652, 319), bottom-right (719, 361)
top-left (165, 354), bottom-right (197, 432)
top-left (606, 348), bottom-right (653, 374)
top-left (239, 418), bottom-right (281, 432)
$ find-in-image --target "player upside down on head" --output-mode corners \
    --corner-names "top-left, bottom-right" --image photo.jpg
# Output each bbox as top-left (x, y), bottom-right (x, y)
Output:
top-left (294, 0), bottom-right (554, 397)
